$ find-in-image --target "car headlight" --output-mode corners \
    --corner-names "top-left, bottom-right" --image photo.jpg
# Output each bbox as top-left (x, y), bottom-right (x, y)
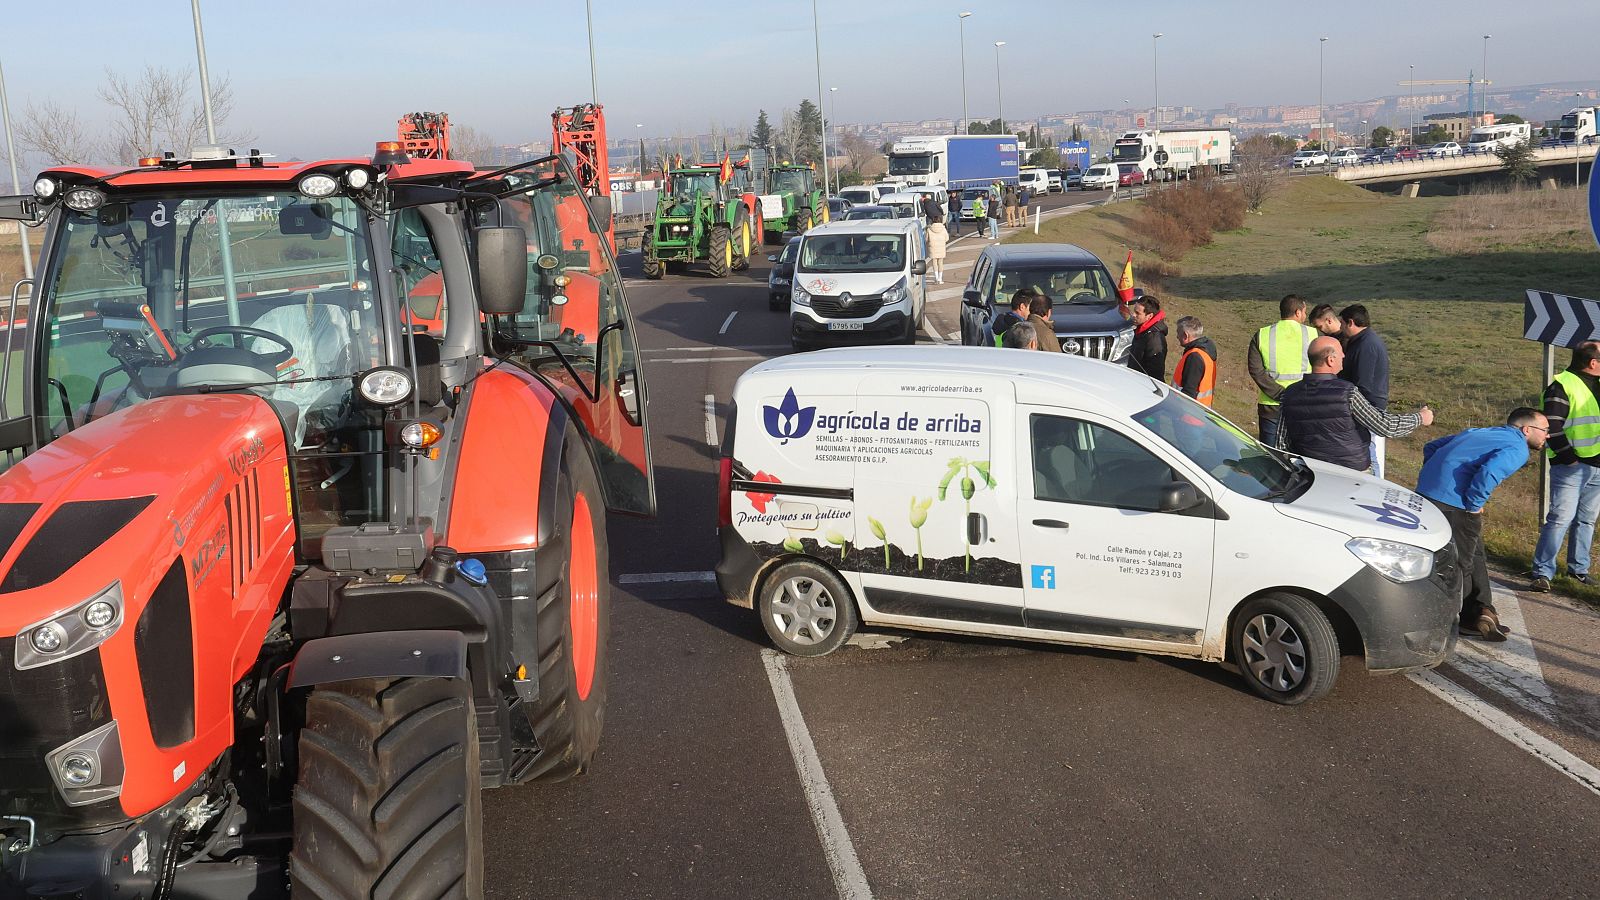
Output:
top-left (1110, 325), bottom-right (1134, 360)
top-left (883, 277), bottom-right (907, 305)
top-left (771, 275), bottom-right (790, 286)
top-left (792, 286), bottom-right (811, 307)
top-left (1346, 538), bottom-right (1434, 583)
top-left (15, 582), bottom-right (124, 670)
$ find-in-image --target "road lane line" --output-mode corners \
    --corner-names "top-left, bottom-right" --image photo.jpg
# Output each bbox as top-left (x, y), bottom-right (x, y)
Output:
top-left (761, 650), bottom-right (873, 900)
top-left (1409, 668), bottom-right (1600, 798)
top-left (719, 311), bottom-right (738, 334)
top-left (922, 322), bottom-right (948, 344)
top-left (704, 394), bottom-right (718, 448)
top-left (619, 571), bottom-right (716, 584)
top-left (1447, 586), bottom-right (1558, 721)
top-left (663, 355), bottom-right (766, 364)
top-left (645, 345), bottom-right (789, 353)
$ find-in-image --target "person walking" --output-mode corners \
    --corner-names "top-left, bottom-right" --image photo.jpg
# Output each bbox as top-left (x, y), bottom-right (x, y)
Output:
top-left (1339, 304), bottom-right (1392, 477)
top-left (990, 290), bottom-right (1034, 346)
top-left (1028, 294), bottom-right (1062, 354)
top-left (1000, 321), bottom-right (1039, 350)
top-left (1530, 341), bottom-right (1600, 592)
top-left (1172, 315), bottom-right (1218, 406)
top-left (1417, 408), bottom-right (1550, 640)
top-left (1127, 295), bottom-right (1169, 380)
top-left (1275, 336), bottom-right (1433, 469)
top-left (947, 189), bottom-right (963, 237)
top-left (926, 218), bottom-right (949, 285)
top-left (1247, 294), bottom-right (1319, 449)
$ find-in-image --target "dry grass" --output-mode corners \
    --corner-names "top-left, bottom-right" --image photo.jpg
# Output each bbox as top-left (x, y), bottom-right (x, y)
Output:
top-left (1428, 185), bottom-right (1594, 256)
top-left (1132, 178), bottom-right (1248, 261)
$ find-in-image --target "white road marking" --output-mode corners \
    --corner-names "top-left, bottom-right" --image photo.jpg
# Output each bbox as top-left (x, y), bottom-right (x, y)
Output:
top-left (762, 650), bottom-right (873, 900)
top-left (1447, 585), bottom-right (1558, 721)
top-left (663, 355), bottom-right (767, 364)
top-left (619, 571), bottom-right (717, 584)
top-left (1409, 668), bottom-right (1600, 798)
top-left (703, 394), bottom-right (718, 448)
top-left (719, 311), bottom-right (738, 335)
top-left (922, 322), bottom-right (948, 344)
top-left (646, 345), bottom-right (789, 353)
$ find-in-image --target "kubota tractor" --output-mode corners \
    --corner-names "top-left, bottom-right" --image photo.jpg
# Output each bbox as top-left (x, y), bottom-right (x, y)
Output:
top-left (759, 162), bottom-right (827, 244)
top-left (640, 164), bottom-right (755, 279)
top-left (0, 140), bottom-right (653, 897)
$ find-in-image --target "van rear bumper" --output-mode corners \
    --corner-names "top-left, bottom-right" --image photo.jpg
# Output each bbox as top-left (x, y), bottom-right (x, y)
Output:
top-left (715, 526), bottom-right (763, 609)
top-left (1326, 556), bottom-right (1461, 674)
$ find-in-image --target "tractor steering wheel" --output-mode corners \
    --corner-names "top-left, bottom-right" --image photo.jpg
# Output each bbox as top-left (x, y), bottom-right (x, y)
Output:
top-left (188, 325), bottom-right (296, 368)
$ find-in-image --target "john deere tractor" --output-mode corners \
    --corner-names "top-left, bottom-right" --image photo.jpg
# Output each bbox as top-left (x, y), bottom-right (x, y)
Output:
top-left (760, 163), bottom-right (828, 244)
top-left (641, 166), bottom-right (755, 279)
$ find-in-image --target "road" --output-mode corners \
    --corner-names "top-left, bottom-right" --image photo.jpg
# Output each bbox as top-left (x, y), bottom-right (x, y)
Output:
top-left (483, 187), bottom-right (1600, 898)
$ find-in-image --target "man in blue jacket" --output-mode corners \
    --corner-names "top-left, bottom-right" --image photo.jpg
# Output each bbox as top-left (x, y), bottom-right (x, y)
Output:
top-left (1416, 407), bottom-right (1549, 641)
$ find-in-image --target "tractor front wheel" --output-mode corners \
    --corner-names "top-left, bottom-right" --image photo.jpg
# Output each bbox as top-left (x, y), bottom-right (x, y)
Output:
top-left (708, 226), bottom-right (732, 278)
top-left (641, 229), bottom-right (664, 280)
top-left (290, 676), bottom-right (484, 898)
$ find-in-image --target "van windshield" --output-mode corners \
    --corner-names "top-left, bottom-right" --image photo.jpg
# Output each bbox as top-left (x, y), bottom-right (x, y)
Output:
top-left (799, 233), bottom-right (906, 272)
top-left (1133, 392), bottom-right (1298, 500)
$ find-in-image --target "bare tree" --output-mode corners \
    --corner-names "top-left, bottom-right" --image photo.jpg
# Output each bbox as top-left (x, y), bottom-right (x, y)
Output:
top-left (98, 66), bottom-right (251, 160)
top-left (775, 108), bottom-right (802, 162)
top-left (837, 131), bottom-right (877, 176)
top-left (1233, 134), bottom-right (1286, 212)
top-left (450, 125), bottom-right (497, 167)
top-left (20, 99), bottom-right (105, 166)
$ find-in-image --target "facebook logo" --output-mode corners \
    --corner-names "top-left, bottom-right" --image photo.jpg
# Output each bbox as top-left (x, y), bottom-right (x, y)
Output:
top-left (1031, 565), bottom-right (1056, 589)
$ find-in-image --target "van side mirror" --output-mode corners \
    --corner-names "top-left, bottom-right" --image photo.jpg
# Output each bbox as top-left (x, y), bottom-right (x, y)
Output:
top-left (910, 259), bottom-right (927, 276)
top-left (962, 289), bottom-right (984, 309)
top-left (1159, 481), bottom-right (1203, 513)
top-left (474, 226), bottom-right (528, 315)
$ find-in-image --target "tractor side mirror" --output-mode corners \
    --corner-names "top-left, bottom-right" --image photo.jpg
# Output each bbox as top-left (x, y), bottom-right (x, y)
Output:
top-left (281, 203), bottom-right (333, 240)
top-left (475, 226), bottom-right (529, 315)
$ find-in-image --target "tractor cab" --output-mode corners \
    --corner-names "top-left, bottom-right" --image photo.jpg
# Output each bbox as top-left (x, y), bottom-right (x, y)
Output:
top-left (769, 164), bottom-right (815, 196)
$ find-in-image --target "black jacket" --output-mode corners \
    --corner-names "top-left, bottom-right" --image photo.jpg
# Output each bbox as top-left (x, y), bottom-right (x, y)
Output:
top-left (1176, 336), bottom-right (1218, 399)
top-left (991, 310), bottom-right (1027, 344)
top-left (1129, 314), bottom-right (1169, 379)
top-left (1340, 328), bottom-right (1390, 409)
top-left (1280, 375), bottom-right (1369, 470)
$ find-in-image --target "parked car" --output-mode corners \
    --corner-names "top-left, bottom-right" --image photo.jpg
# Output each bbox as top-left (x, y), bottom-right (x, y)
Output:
top-left (842, 204), bottom-right (902, 221)
top-left (1065, 167), bottom-right (1084, 189)
top-left (1291, 149), bottom-right (1329, 168)
top-left (1081, 163), bottom-right (1119, 191)
top-left (1018, 167), bottom-right (1050, 196)
top-left (958, 187), bottom-right (991, 219)
top-left (1329, 148), bottom-right (1363, 166)
top-left (827, 196), bottom-right (854, 219)
top-left (1116, 163), bottom-right (1145, 187)
top-left (766, 235), bottom-right (803, 311)
top-left (1425, 141), bottom-right (1463, 158)
top-left (958, 242), bottom-right (1132, 360)
top-left (1046, 169), bottom-right (1063, 192)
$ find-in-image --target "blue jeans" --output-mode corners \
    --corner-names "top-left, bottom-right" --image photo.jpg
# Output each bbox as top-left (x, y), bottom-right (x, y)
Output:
top-left (987, 216), bottom-right (1000, 239)
top-left (1258, 408), bottom-right (1281, 449)
top-left (948, 210), bottom-right (961, 235)
top-left (1532, 463), bottom-right (1600, 578)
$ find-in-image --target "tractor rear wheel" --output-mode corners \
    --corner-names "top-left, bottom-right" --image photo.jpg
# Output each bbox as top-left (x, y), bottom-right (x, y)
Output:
top-left (290, 676), bottom-right (483, 898)
top-left (641, 229), bottom-right (664, 280)
top-left (799, 207), bottom-right (815, 232)
top-left (522, 429), bottom-right (612, 780)
top-left (708, 226), bottom-right (732, 278)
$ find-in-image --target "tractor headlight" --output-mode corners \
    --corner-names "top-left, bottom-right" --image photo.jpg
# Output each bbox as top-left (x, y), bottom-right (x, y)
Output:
top-left (344, 167), bottom-right (373, 191)
top-left (15, 582), bottom-right (124, 670)
top-left (33, 176), bottom-right (59, 200)
top-left (298, 173), bottom-right (339, 199)
top-left (63, 188), bottom-right (106, 212)
top-left (46, 721), bottom-right (123, 807)
top-left (357, 366), bottom-right (413, 407)
top-left (1346, 538), bottom-right (1434, 583)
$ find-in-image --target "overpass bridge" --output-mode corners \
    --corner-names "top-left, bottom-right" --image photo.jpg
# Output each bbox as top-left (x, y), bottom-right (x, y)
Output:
top-left (1332, 143), bottom-right (1596, 186)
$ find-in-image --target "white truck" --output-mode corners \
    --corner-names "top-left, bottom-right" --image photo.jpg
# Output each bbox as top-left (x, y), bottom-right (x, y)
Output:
top-left (1110, 128), bottom-right (1232, 181)
top-left (1558, 107), bottom-right (1598, 144)
top-left (886, 134), bottom-right (1021, 193)
top-left (1466, 121), bottom-right (1532, 153)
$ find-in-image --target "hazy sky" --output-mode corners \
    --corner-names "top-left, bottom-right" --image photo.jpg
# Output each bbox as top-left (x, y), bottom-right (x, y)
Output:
top-left (4, 0), bottom-right (1597, 161)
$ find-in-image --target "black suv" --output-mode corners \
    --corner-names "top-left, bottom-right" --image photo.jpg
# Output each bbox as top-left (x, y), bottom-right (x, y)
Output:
top-left (958, 243), bottom-right (1134, 363)
top-left (766, 235), bottom-right (802, 310)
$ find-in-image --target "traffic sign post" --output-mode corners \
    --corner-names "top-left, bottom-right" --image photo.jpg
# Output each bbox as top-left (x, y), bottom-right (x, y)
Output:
top-left (1523, 289), bottom-right (1600, 525)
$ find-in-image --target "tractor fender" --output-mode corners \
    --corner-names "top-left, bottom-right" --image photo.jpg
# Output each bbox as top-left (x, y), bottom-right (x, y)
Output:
top-left (287, 630), bottom-right (467, 690)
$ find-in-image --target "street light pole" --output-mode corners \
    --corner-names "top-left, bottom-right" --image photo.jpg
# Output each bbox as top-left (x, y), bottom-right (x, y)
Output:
top-left (958, 12), bottom-right (972, 135)
top-left (1408, 63), bottom-right (1415, 147)
top-left (1152, 32), bottom-right (1163, 180)
top-left (1577, 92), bottom-right (1584, 188)
top-left (829, 87), bottom-right (839, 181)
top-left (0, 58), bottom-right (32, 280)
top-left (811, 0), bottom-right (829, 195)
top-left (1318, 36), bottom-right (1328, 150)
top-left (191, 0), bottom-right (218, 143)
top-left (1481, 34), bottom-right (1491, 123)
top-left (189, 0), bottom-right (239, 325)
top-left (994, 41), bottom-right (1006, 136)
top-left (585, 0), bottom-right (599, 104)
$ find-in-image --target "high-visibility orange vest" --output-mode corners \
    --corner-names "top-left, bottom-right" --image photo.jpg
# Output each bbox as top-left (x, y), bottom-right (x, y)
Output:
top-left (1174, 346), bottom-right (1217, 407)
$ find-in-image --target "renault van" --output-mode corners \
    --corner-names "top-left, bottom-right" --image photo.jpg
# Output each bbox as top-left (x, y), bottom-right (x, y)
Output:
top-left (716, 348), bottom-right (1460, 705)
top-left (789, 220), bottom-right (928, 351)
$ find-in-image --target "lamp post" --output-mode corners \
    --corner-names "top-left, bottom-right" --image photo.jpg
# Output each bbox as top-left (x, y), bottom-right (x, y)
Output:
top-left (811, 0), bottom-right (829, 195)
top-left (1318, 36), bottom-right (1328, 150)
top-left (958, 12), bottom-right (972, 134)
top-left (994, 41), bottom-right (1006, 136)
top-left (1577, 92), bottom-right (1584, 188)
top-left (829, 87), bottom-right (839, 181)
top-left (1408, 63), bottom-right (1415, 147)
top-left (1481, 34), bottom-right (1491, 123)
top-left (189, 0), bottom-right (240, 325)
top-left (584, 0), bottom-right (599, 103)
top-left (634, 123), bottom-right (644, 175)
top-left (1152, 32), bottom-right (1163, 133)
top-left (0, 57), bottom-right (31, 280)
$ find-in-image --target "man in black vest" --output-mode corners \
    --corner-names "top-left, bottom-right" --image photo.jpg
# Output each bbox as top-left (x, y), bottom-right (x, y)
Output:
top-left (1276, 337), bottom-right (1433, 470)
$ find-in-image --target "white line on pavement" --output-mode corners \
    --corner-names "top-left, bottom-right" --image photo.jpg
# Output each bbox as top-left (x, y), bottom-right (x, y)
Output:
top-left (922, 322), bottom-right (948, 344)
top-left (619, 571), bottom-right (717, 584)
top-left (1447, 585), bottom-right (1559, 721)
top-left (703, 394), bottom-right (718, 448)
top-left (761, 650), bottom-right (873, 900)
top-left (663, 355), bottom-right (766, 364)
top-left (719, 311), bottom-right (738, 335)
top-left (1409, 668), bottom-right (1600, 798)
top-left (645, 345), bottom-right (789, 353)
top-left (946, 331), bottom-right (960, 341)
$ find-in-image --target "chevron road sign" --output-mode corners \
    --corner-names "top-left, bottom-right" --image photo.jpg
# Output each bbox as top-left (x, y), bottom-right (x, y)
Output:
top-left (1523, 290), bottom-right (1600, 347)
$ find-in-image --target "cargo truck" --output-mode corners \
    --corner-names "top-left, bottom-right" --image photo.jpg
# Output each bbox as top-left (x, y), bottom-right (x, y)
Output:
top-left (1558, 107), bottom-right (1598, 144)
top-left (886, 135), bottom-right (1020, 193)
top-left (1110, 128), bottom-right (1232, 181)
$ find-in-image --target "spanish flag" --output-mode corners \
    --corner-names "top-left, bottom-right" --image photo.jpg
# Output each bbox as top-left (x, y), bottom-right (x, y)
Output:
top-left (1117, 250), bottom-right (1136, 304)
top-left (719, 152), bottom-right (732, 183)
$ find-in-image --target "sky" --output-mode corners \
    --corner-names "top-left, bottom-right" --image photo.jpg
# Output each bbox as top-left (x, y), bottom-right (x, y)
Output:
top-left (4, 0), bottom-right (1598, 162)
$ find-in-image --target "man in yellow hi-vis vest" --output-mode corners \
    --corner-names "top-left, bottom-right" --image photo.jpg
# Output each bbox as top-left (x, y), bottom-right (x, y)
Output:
top-left (1530, 341), bottom-right (1600, 592)
top-left (1246, 294), bottom-right (1319, 448)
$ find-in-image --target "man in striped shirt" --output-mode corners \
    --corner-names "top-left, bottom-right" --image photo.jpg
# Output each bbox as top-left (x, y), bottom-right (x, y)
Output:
top-left (1275, 337), bottom-right (1433, 471)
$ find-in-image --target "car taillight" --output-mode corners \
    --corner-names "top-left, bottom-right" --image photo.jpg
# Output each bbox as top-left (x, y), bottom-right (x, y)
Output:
top-left (717, 456), bottom-right (734, 528)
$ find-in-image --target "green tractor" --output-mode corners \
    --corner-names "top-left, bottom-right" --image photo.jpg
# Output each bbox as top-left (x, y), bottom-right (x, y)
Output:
top-left (760, 163), bottom-right (829, 244)
top-left (642, 166), bottom-right (756, 279)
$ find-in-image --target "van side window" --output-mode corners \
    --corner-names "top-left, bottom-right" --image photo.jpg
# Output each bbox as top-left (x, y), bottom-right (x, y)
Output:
top-left (1030, 414), bottom-right (1176, 512)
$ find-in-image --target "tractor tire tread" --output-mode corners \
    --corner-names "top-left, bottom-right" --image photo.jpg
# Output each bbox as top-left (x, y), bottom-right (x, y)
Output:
top-left (708, 226), bottom-right (732, 278)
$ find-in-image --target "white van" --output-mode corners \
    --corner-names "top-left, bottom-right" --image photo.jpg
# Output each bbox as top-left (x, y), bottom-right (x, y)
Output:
top-left (789, 221), bottom-right (928, 351)
top-left (1080, 163), bottom-right (1118, 190)
top-left (837, 185), bottom-right (886, 206)
top-left (1018, 167), bottom-right (1049, 194)
top-left (716, 348), bottom-right (1461, 705)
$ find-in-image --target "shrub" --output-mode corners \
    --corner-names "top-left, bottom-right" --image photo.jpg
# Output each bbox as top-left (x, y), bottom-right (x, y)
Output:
top-left (1137, 258), bottom-right (1181, 288)
top-left (1132, 177), bottom-right (1248, 260)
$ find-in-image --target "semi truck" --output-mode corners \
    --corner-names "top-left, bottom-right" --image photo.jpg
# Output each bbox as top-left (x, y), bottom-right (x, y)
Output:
top-left (885, 134), bottom-right (1020, 193)
top-left (1110, 128), bottom-right (1232, 181)
top-left (1558, 107), bottom-right (1598, 144)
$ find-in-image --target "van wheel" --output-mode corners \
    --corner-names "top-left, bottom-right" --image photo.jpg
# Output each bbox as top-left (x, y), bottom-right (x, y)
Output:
top-left (1231, 593), bottom-right (1339, 705)
top-left (758, 559), bottom-right (858, 657)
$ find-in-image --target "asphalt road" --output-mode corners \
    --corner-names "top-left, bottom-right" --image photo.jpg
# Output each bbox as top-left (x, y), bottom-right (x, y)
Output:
top-left (482, 188), bottom-right (1600, 898)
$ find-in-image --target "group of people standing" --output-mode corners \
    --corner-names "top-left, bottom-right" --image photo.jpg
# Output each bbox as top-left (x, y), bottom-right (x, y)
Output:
top-left (946, 182), bottom-right (1034, 242)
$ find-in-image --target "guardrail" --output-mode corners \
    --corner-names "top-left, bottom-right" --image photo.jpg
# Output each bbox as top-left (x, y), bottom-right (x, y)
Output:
top-left (1329, 142), bottom-right (1596, 183)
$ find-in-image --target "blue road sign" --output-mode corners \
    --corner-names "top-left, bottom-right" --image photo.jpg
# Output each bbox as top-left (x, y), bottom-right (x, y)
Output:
top-left (1590, 155), bottom-right (1599, 250)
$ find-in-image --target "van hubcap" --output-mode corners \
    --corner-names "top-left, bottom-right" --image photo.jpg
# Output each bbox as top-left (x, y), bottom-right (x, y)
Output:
top-left (770, 576), bottom-right (837, 645)
top-left (1242, 613), bottom-right (1306, 692)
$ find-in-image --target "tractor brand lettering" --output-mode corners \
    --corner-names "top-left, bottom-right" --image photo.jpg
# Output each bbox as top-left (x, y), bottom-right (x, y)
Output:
top-left (763, 389), bottom-right (816, 444)
top-left (227, 436), bottom-right (267, 476)
top-left (191, 522), bottom-right (228, 589)
top-left (148, 203), bottom-right (168, 229)
top-left (169, 475), bottom-right (223, 548)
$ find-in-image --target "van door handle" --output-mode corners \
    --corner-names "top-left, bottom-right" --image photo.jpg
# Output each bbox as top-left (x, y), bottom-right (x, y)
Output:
top-left (967, 512), bottom-right (988, 545)
top-left (1032, 518), bottom-right (1070, 530)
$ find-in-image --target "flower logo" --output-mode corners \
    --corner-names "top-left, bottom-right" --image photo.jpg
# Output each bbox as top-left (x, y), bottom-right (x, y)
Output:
top-left (747, 471), bottom-right (781, 513)
top-left (763, 388), bottom-right (815, 445)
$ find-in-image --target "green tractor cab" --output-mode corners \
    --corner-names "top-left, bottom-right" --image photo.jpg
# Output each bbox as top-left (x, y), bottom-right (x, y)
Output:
top-left (760, 163), bottom-right (828, 244)
top-left (642, 166), bottom-right (756, 279)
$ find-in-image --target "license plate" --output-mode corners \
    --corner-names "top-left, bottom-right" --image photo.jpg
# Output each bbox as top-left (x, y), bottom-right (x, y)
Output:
top-left (827, 322), bottom-right (865, 331)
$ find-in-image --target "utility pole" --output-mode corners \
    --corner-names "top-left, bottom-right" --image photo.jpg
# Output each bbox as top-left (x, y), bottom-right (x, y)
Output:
top-left (994, 42), bottom-right (1006, 135)
top-left (811, 0), bottom-right (829, 195)
top-left (1318, 37), bottom-right (1328, 150)
top-left (0, 58), bottom-right (32, 280)
top-left (585, 0), bottom-right (600, 104)
top-left (958, 12), bottom-right (972, 135)
top-left (1481, 34), bottom-right (1491, 123)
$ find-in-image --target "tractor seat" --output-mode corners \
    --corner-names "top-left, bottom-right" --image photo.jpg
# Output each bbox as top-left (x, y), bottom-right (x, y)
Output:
top-left (247, 301), bottom-right (355, 447)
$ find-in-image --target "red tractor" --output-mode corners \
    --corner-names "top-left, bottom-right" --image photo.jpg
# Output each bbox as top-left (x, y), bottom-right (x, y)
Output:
top-left (0, 141), bottom-right (653, 897)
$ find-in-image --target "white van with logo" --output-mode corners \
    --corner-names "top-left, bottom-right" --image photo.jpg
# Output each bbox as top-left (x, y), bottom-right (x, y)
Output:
top-left (1080, 163), bottom-right (1119, 191)
top-left (716, 348), bottom-right (1461, 705)
top-left (789, 220), bottom-right (928, 351)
